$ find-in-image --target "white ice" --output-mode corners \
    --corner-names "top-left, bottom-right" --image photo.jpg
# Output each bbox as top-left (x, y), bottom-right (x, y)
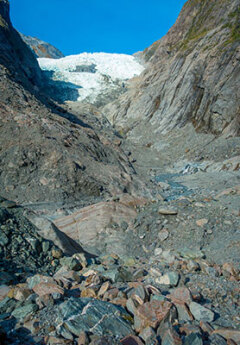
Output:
top-left (38, 52), bottom-right (145, 103)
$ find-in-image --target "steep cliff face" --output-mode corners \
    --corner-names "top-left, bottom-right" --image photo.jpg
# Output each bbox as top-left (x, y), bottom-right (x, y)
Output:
top-left (20, 32), bottom-right (64, 59)
top-left (103, 0), bottom-right (240, 137)
top-left (0, 0), bottom-right (140, 203)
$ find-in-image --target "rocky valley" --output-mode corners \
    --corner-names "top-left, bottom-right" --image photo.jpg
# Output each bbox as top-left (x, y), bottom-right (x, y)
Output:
top-left (0, 0), bottom-right (239, 344)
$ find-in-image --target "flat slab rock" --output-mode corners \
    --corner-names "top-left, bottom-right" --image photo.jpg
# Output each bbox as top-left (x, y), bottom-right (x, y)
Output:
top-left (55, 297), bottom-right (133, 339)
top-left (53, 201), bottom-right (137, 247)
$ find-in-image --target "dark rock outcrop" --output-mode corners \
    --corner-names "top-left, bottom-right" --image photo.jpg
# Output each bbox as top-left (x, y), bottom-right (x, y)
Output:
top-left (103, 0), bottom-right (240, 137)
top-left (19, 32), bottom-right (64, 59)
top-left (0, 0), bottom-right (42, 92)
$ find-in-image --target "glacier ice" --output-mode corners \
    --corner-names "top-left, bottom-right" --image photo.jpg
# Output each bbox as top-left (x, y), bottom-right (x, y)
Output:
top-left (38, 52), bottom-right (145, 105)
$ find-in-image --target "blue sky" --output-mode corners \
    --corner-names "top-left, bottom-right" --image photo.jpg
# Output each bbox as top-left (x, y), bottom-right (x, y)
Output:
top-left (10, 0), bottom-right (186, 56)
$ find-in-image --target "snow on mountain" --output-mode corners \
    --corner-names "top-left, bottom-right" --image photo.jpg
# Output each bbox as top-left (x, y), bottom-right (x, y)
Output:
top-left (38, 52), bottom-right (145, 106)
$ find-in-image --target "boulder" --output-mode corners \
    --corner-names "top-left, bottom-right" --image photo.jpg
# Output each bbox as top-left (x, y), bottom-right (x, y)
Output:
top-left (56, 297), bottom-right (133, 339)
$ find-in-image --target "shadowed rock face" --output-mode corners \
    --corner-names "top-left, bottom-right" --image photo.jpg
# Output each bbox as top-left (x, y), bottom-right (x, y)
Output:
top-left (0, 0), bottom-right (141, 204)
top-left (0, 0), bottom-right (42, 90)
top-left (103, 0), bottom-right (240, 137)
top-left (19, 32), bottom-right (64, 59)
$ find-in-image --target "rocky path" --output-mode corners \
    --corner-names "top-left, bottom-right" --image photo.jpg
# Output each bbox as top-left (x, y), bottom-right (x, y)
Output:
top-left (0, 130), bottom-right (239, 345)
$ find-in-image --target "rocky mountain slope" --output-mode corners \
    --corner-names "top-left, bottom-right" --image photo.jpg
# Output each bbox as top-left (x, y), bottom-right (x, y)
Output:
top-left (19, 32), bottom-right (64, 59)
top-left (37, 53), bottom-right (144, 106)
top-left (103, 0), bottom-right (240, 138)
top-left (0, 0), bottom-right (143, 205)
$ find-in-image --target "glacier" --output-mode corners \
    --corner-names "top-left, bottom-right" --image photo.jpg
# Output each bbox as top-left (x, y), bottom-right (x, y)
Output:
top-left (38, 52), bottom-right (145, 106)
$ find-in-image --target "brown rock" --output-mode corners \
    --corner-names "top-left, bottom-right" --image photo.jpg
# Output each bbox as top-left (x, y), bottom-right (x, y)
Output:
top-left (134, 300), bottom-right (172, 332)
top-left (23, 320), bottom-right (41, 335)
top-left (82, 269), bottom-right (98, 277)
top-left (227, 340), bottom-right (238, 345)
top-left (128, 282), bottom-right (143, 289)
top-left (54, 268), bottom-right (82, 288)
top-left (37, 294), bottom-right (55, 308)
top-left (196, 219), bottom-right (208, 227)
top-left (46, 336), bottom-right (74, 345)
top-left (145, 285), bottom-right (161, 295)
top-left (168, 287), bottom-right (192, 305)
top-left (13, 286), bottom-right (32, 301)
top-left (33, 282), bottom-right (64, 297)
top-left (132, 294), bottom-right (145, 305)
top-left (103, 288), bottom-right (119, 300)
top-left (199, 321), bottom-right (214, 335)
top-left (52, 248), bottom-right (63, 259)
top-left (212, 328), bottom-right (240, 343)
top-left (81, 288), bottom-right (97, 298)
top-left (216, 186), bottom-right (240, 199)
top-left (111, 297), bottom-right (128, 308)
top-left (53, 201), bottom-right (138, 256)
top-left (98, 281), bottom-right (110, 297)
top-left (78, 331), bottom-right (89, 345)
top-left (85, 274), bottom-right (101, 286)
top-left (222, 263), bottom-right (238, 277)
top-left (180, 323), bottom-right (201, 336)
top-left (120, 335), bottom-right (144, 345)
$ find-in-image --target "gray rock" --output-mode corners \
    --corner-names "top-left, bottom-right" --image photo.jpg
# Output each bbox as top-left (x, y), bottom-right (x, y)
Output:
top-left (121, 221), bottom-right (129, 230)
top-left (154, 247), bottom-right (163, 256)
top-left (0, 208), bottom-right (10, 223)
top-left (176, 304), bottom-right (193, 322)
top-left (132, 285), bottom-right (147, 302)
top-left (156, 271), bottom-right (180, 287)
top-left (56, 298), bottom-right (133, 339)
top-left (151, 294), bottom-right (167, 302)
top-left (183, 333), bottom-right (203, 345)
top-left (0, 200), bottom-right (17, 208)
top-left (0, 272), bottom-right (15, 285)
top-left (11, 303), bottom-right (38, 320)
top-left (0, 297), bottom-right (17, 314)
top-left (187, 260), bottom-right (201, 272)
top-left (101, 268), bottom-right (120, 283)
top-left (209, 334), bottom-right (227, 345)
top-left (126, 298), bottom-right (138, 316)
top-left (189, 302), bottom-right (215, 322)
top-left (60, 256), bottom-right (82, 271)
top-left (42, 241), bottom-right (50, 252)
top-left (0, 232), bottom-right (8, 246)
top-left (158, 229), bottom-right (169, 242)
top-left (139, 327), bottom-right (156, 345)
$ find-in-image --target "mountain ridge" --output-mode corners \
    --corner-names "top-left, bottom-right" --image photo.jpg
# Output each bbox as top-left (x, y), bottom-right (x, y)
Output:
top-left (103, 0), bottom-right (240, 138)
top-left (19, 32), bottom-right (64, 59)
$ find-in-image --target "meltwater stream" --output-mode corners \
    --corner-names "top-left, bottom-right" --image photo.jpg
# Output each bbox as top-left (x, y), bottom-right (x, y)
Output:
top-left (155, 173), bottom-right (194, 201)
